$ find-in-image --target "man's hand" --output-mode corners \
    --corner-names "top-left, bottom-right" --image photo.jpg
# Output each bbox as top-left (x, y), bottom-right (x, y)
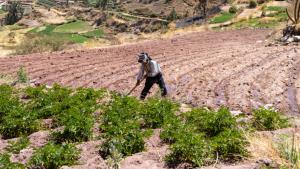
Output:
top-left (136, 80), bottom-right (141, 86)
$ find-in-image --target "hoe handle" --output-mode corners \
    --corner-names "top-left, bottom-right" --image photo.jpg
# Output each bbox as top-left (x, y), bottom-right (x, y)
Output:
top-left (127, 76), bottom-right (146, 96)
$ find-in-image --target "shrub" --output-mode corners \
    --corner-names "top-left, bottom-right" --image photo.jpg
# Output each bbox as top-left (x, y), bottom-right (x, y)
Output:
top-left (100, 95), bottom-right (147, 158)
top-left (211, 129), bottom-right (249, 160)
top-left (249, 0), bottom-right (257, 8)
top-left (229, 5), bottom-right (238, 14)
top-left (17, 66), bottom-right (28, 83)
top-left (252, 107), bottom-right (289, 131)
top-left (184, 107), bottom-right (237, 137)
top-left (141, 98), bottom-right (179, 128)
top-left (165, 132), bottom-right (213, 167)
top-left (51, 108), bottom-right (95, 143)
top-left (164, 107), bottom-right (249, 167)
top-left (0, 107), bottom-right (40, 138)
top-left (29, 143), bottom-right (80, 169)
top-left (0, 153), bottom-right (25, 169)
top-left (4, 1), bottom-right (24, 25)
top-left (5, 136), bottom-right (30, 154)
top-left (0, 85), bottom-right (40, 138)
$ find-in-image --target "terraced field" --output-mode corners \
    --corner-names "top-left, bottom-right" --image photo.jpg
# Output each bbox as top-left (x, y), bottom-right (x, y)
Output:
top-left (0, 29), bottom-right (299, 114)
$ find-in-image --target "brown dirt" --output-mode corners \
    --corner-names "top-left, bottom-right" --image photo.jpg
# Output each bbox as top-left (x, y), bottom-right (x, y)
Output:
top-left (0, 29), bottom-right (299, 115)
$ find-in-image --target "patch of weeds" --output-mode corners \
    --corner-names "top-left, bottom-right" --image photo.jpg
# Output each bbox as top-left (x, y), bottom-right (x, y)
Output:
top-left (0, 153), bottom-right (25, 169)
top-left (277, 134), bottom-right (300, 168)
top-left (209, 12), bottom-right (235, 24)
top-left (252, 107), bottom-right (289, 131)
top-left (29, 143), bottom-right (80, 169)
top-left (231, 18), bottom-right (279, 28)
top-left (5, 136), bottom-right (30, 154)
top-left (17, 66), bottom-right (28, 83)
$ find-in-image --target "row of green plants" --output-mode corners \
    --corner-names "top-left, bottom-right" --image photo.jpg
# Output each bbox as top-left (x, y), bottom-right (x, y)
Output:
top-left (0, 84), bottom-right (291, 168)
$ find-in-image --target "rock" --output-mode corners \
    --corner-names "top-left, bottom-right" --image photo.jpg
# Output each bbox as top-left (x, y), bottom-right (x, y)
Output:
top-left (230, 110), bottom-right (244, 116)
top-left (293, 36), bottom-right (300, 42)
top-left (256, 158), bottom-right (272, 166)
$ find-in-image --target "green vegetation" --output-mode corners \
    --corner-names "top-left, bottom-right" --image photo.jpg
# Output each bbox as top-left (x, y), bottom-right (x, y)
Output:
top-left (82, 29), bottom-right (104, 38)
top-left (17, 66), bottom-right (28, 83)
top-left (4, 1), bottom-right (24, 25)
top-left (231, 18), bottom-right (278, 28)
top-left (29, 143), bottom-right (80, 169)
top-left (0, 153), bottom-right (25, 169)
top-left (265, 6), bottom-right (286, 12)
top-left (277, 134), bottom-right (300, 168)
top-left (209, 12), bottom-right (235, 24)
top-left (0, 84), bottom-right (292, 168)
top-left (249, 0), bottom-right (258, 9)
top-left (37, 0), bottom-right (57, 8)
top-left (5, 136), bottom-right (30, 154)
top-left (15, 34), bottom-right (69, 55)
top-left (252, 107), bottom-right (289, 131)
top-left (0, 84), bottom-right (40, 139)
top-left (229, 5), bottom-right (238, 14)
top-left (54, 20), bottom-right (93, 33)
top-left (163, 107), bottom-right (248, 167)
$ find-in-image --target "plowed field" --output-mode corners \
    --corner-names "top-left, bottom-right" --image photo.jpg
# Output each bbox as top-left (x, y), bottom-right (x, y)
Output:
top-left (0, 29), bottom-right (299, 114)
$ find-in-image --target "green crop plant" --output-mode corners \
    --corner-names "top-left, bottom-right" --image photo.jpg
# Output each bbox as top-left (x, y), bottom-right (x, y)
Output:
top-left (29, 143), bottom-right (80, 169)
top-left (165, 132), bottom-right (213, 167)
top-left (141, 98), bottom-right (179, 129)
top-left (0, 85), bottom-right (40, 138)
top-left (5, 136), bottom-right (30, 154)
top-left (163, 107), bottom-right (249, 167)
top-left (51, 108), bottom-right (95, 143)
top-left (184, 107), bottom-right (237, 137)
top-left (252, 107), bottom-right (289, 131)
top-left (100, 95), bottom-right (150, 158)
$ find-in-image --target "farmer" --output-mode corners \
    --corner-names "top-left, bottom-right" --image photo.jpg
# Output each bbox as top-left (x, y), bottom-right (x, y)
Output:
top-left (136, 52), bottom-right (167, 100)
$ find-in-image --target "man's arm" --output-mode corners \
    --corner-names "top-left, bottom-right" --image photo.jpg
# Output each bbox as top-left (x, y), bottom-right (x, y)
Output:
top-left (136, 65), bottom-right (145, 85)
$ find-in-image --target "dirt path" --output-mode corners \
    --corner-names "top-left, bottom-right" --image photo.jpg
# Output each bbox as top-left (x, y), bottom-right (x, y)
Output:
top-left (0, 29), bottom-right (299, 114)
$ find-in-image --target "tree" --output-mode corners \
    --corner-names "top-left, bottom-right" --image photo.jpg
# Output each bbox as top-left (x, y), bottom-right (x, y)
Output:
top-left (5, 1), bottom-right (24, 25)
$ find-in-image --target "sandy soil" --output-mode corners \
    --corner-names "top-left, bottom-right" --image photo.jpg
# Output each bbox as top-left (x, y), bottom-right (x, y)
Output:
top-left (0, 29), bottom-right (299, 115)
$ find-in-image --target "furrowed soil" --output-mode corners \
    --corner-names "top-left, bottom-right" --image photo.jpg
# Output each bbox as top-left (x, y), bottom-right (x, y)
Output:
top-left (0, 29), bottom-right (299, 114)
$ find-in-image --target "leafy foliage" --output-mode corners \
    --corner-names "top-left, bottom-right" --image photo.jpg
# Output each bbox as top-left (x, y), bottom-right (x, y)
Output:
top-left (0, 153), bottom-right (25, 169)
top-left (4, 1), bottom-right (24, 25)
top-left (100, 95), bottom-right (147, 158)
top-left (5, 136), bottom-right (30, 154)
top-left (29, 143), bottom-right (80, 169)
top-left (252, 107), bottom-right (289, 131)
top-left (141, 98), bottom-right (179, 129)
top-left (17, 66), bottom-right (28, 83)
top-left (162, 107), bottom-right (249, 167)
top-left (0, 85), bottom-right (40, 139)
top-left (165, 132), bottom-right (212, 167)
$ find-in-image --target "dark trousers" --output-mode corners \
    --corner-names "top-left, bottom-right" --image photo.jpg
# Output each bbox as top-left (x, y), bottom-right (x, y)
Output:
top-left (140, 73), bottom-right (167, 100)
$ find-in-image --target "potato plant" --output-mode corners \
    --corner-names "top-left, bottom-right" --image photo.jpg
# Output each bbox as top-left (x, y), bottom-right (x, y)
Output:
top-left (162, 107), bottom-right (249, 167)
top-left (29, 143), bottom-right (80, 169)
top-left (0, 85), bottom-right (40, 138)
top-left (252, 107), bottom-right (289, 131)
top-left (100, 95), bottom-right (147, 158)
